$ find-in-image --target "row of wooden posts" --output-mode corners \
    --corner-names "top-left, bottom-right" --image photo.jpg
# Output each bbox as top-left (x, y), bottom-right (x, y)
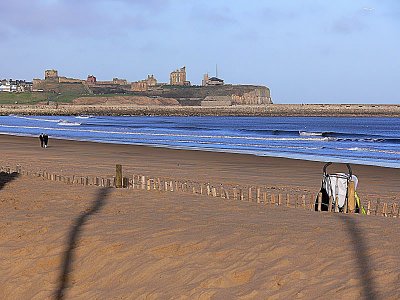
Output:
top-left (1, 164), bottom-right (399, 218)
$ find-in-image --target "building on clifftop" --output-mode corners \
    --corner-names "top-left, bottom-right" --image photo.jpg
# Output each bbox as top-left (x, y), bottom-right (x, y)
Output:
top-left (202, 73), bottom-right (224, 86)
top-left (170, 67), bottom-right (190, 86)
top-left (87, 75), bottom-right (97, 84)
top-left (131, 75), bottom-right (158, 92)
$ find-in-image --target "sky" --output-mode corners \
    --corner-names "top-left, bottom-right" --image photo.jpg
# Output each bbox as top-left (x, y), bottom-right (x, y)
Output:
top-left (0, 0), bottom-right (399, 104)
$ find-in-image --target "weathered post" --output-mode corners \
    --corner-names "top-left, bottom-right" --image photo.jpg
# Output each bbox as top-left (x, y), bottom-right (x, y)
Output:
top-left (147, 179), bottom-right (151, 191)
top-left (317, 192), bottom-right (322, 212)
top-left (158, 178), bottom-right (162, 191)
top-left (334, 195), bottom-right (339, 213)
top-left (382, 202), bottom-right (388, 217)
top-left (115, 164), bottom-right (122, 188)
top-left (271, 194), bottom-right (276, 205)
top-left (347, 181), bottom-right (355, 213)
top-left (392, 203), bottom-right (398, 218)
top-left (286, 194), bottom-right (290, 207)
top-left (257, 188), bottom-right (261, 204)
top-left (302, 195), bottom-right (306, 209)
top-left (278, 194), bottom-right (282, 206)
top-left (366, 200), bottom-right (371, 215)
top-left (248, 187), bottom-right (252, 202)
top-left (328, 195), bottom-right (333, 212)
top-left (164, 181), bottom-right (168, 192)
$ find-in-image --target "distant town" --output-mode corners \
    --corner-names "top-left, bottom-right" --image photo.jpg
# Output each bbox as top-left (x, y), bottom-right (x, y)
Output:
top-left (1, 67), bottom-right (226, 93)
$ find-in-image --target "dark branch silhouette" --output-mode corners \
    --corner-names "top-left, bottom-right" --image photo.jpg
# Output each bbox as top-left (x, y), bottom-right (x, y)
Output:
top-left (55, 187), bottom-right (110, 300)
top-left (338, 215), bottom-right (378, 300)
top-left (0, 171), bottom-right (19, 191)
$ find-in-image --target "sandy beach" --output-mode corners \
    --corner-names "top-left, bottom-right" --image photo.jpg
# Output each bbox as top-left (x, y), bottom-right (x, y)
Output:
top-left (1, 134), bottom-right (400, 299)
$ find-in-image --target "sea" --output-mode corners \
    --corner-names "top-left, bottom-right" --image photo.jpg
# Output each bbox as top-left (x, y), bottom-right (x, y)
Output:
top-left (0, 115), bottom-right (399, 169)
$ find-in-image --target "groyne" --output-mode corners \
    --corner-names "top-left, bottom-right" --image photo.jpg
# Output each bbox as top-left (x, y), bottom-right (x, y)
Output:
top-left (1, 104), bottom-right (400, 117)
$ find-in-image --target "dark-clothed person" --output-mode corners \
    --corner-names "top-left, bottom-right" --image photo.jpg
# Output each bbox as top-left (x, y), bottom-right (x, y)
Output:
top-left (39, 133), bottom-right (44, 148)
top-left (43, 134), bottom-right (49, 148)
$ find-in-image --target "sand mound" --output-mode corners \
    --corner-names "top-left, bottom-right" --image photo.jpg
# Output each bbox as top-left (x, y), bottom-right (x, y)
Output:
top-left (1, 174), bottom-right (399, 299)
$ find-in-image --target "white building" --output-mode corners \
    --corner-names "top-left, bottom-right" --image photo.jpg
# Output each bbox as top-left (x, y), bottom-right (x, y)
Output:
top-left (0, 81), bottom-right (11, 92)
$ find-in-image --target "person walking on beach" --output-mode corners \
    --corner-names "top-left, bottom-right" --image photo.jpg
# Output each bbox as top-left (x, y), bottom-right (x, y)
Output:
top-left (43, 134), bottom-right (49, 148)
top-left (39, 133), bottom-right (44, 148)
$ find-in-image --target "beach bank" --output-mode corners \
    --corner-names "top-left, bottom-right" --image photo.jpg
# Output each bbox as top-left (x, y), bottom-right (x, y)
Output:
top-left (1, 134), bottom-right (400, 298)
top-left (1, 103), bottom-right (400, 117)
top-left (1, 134), bottom-right (399, 203)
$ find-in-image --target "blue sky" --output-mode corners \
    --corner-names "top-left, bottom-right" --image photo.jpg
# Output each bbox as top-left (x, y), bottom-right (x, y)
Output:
top-left (0, 0), bottom-right (399, 103)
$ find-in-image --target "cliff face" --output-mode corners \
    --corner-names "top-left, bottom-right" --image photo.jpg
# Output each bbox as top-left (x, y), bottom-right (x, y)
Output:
top-left (124, 85), bottom-right (272, 106)
top-left (32, 81), bottom-right (272, 106)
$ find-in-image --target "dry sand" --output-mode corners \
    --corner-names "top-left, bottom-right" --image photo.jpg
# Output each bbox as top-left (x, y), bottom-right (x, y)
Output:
top-left (1, 135), bottom-right (400, 299)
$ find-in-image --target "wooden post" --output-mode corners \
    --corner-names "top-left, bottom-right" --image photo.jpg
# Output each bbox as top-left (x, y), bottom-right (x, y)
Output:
top-left (212, 187), bottom-right (217, 197)
top-left (334, 195), bottom-right (339, 213)
top-left (278, 194), bottom-right (282, 206)
top-left (240, 189), bottom-right (244, 201)
top-left (164, 181), bottom-right (168, 192)
top-left (147, 179), bottom-right (151, 191)
top-left (347, 181), bottom-right (355, 213)
top-left (286, 194), bottom-right (290, 207)
top-left (383, 202), bottom-right (388, 217)
top-left (302, 195), bottom-right (306, 209)
top-left (115, 164), bottom-right (122, 188)
top-left (207, 184), bottom-right (211, 196)
top-left (271, 194), bottom-right (276, 205)
top-left (343, 195), bottom-right (348, 214)
top-left (158, 178), bottom-right (162, 191)
top-left (233, 188), bottom-right (237, 201)
top-left (375, 200), bottom-right (380, 216)
top-left (366, 200), bottom-right (371, 215)
top-left (200, 184), bottom-right (204, 195)
top-left (328, 195), bottom-right (333, 212)
top-left (225, 189), bottom-right (230, 200)
top-left (317, 192), bottom-right (322, 212)
top-left (220, 185), bottom-right (225, 199)
top-left (263, 192), bottom-right (267, 204)
top-left (257, 188), bottom-right (261, 204)
top-left (248, 187), bottom-right (252, 202)
top-left (392, 203), bottom-right (398, 218)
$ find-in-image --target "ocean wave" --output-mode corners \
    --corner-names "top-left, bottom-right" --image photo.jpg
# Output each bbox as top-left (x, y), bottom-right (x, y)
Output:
top-left (340, 147), bottom-right (400, 155)
top-left (11, 115), bottom-right (61, 123)
top-left (57, 121), bottom-right (81, 126)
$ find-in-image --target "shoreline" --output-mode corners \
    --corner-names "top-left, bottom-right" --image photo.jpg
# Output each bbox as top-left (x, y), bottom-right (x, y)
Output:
top-left (1, 134), bottom-right (399, 203)
top-left (1, 103), bottom-right (400, 117)
top-left (1, 131), bottom-right (399, 170)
